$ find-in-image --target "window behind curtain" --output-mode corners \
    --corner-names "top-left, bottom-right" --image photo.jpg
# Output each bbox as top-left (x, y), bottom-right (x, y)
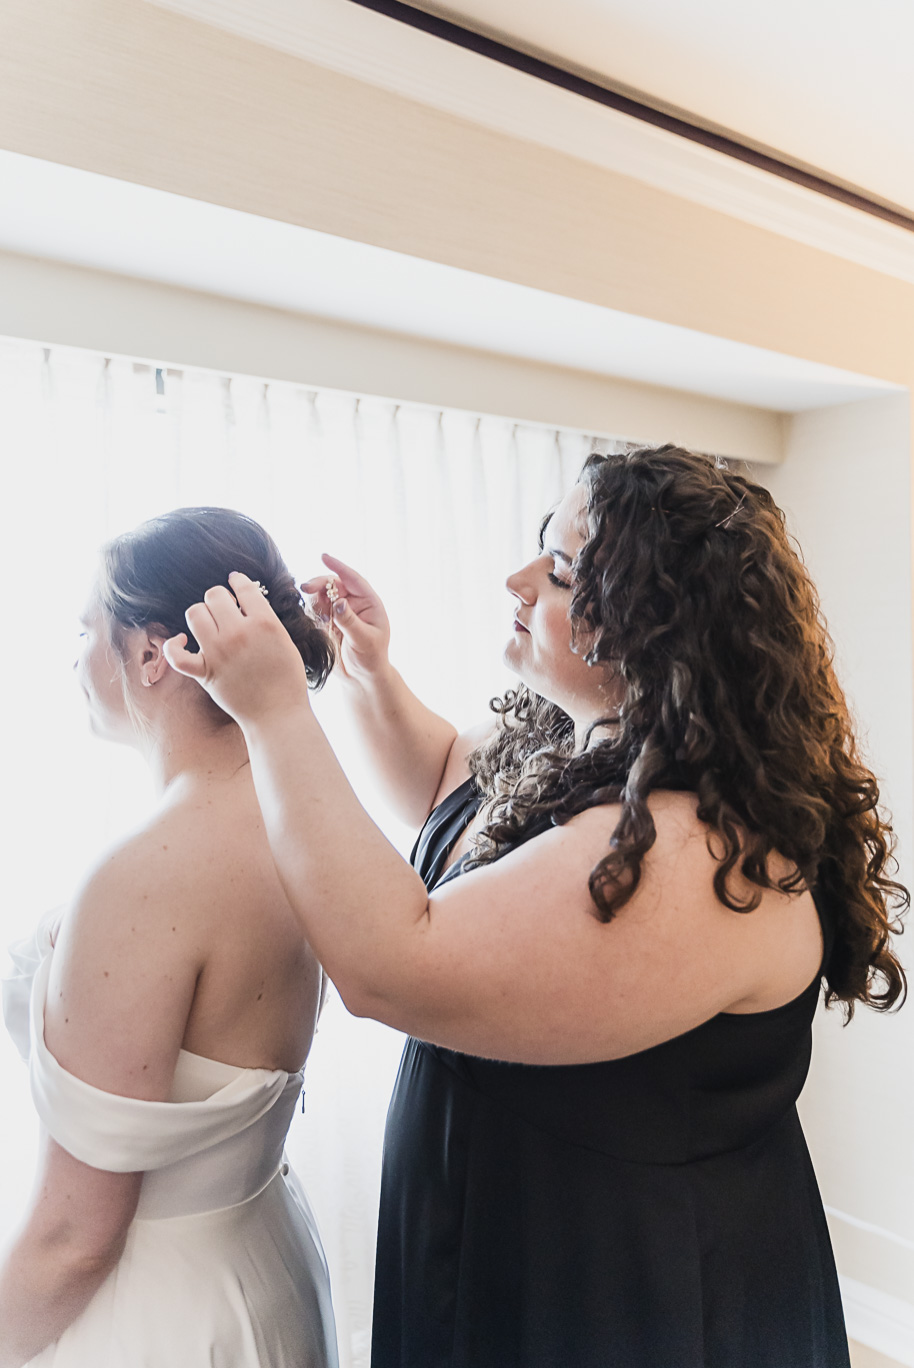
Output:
top-left (0, 338), bottom-right (599, 1367)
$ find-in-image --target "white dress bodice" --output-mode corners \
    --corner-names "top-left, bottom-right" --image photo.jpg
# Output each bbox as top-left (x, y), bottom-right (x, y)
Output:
top-left (2, 914), bottom-right (338, 1367)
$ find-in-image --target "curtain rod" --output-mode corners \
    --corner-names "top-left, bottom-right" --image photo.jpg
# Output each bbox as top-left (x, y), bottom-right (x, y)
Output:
top-left (347, 0), bottom-right (914, 236)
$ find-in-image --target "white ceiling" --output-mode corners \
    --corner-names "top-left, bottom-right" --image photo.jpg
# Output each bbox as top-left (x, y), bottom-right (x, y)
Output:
top-left (0, 151), bottom-right (898, 412)
top-left (419, 0), bottom-right (914, 213)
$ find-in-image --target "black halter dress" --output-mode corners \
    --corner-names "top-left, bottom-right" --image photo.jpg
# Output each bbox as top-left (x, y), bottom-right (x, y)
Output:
top-left (371, 779), bottom-right (849, 1368)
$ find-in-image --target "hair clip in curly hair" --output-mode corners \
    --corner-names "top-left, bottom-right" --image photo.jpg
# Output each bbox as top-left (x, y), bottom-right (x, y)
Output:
top-left (715, 492), bottom-right (747, 529)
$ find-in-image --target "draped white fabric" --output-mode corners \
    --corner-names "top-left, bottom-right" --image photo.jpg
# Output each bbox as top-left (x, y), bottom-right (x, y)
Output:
top-left (0, 338), bottom-right (596, 1367)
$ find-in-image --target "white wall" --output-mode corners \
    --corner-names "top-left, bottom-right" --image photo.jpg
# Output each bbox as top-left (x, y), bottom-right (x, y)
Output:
top-left (757, 394), bottom-right (914, 1359)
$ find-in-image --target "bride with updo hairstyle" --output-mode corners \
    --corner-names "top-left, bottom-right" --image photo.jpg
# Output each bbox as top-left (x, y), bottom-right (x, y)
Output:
top-left (99, 505), bottom-right (335, 698)
top-left (0, 507), bottom-right (339, 1368)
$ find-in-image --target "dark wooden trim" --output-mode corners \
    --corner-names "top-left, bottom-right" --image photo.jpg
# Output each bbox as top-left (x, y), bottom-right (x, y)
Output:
top-left (348, 0), bottom-right (914, 235)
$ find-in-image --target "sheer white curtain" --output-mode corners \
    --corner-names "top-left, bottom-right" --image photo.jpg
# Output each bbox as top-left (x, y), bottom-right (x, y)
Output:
top-left (0, 338), bottom-right (596, 1366)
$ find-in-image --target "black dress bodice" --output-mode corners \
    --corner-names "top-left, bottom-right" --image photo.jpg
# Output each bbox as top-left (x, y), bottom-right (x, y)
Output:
top-left (372, 779), bottom-right (849, 1368)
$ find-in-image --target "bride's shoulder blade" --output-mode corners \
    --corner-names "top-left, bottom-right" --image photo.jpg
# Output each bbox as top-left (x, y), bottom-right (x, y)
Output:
top-left (43, 806), bottom-right (231, 1102)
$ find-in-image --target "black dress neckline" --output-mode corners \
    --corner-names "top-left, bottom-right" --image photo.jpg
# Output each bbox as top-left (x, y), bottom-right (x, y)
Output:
top-left (413, 776), bottom-right (834, 1022)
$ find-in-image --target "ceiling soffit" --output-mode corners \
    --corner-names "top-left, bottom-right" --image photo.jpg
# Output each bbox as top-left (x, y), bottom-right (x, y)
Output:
top-left (143, 0), bottom-right (914, 285)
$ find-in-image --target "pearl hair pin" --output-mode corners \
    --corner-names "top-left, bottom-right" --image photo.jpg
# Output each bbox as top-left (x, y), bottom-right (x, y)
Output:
top-left (325, 578), bottom-right (342, 638)
top-left (250, 581), bottom-right (269, 597)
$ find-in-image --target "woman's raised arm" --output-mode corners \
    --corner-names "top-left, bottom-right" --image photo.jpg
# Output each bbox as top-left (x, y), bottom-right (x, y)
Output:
top-left (163, 574), bottom-right (817, 1066)
top-left (304, 554), bottom-right (486, 827)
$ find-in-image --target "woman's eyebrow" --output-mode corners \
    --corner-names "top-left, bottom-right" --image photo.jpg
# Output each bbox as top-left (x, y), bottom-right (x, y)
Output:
top-left (538, 512), bottom-right (573, 563)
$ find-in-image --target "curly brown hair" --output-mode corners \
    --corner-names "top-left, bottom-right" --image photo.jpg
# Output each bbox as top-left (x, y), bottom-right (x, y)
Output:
top-left (468, 445), bottom-right (906, 1017)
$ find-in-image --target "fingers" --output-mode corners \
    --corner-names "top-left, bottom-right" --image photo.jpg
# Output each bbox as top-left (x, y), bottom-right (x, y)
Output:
top-left (171, 583), bottom-right (242, 674)
top-left (186, 600), bottom-right (220, 650)
top-left (299, 579), bottom-right (357, 636)
top-left (163, 632), bottom-right (207, 679)
top-left (300, 570), bottom-right (347, 623)
top-left (163, 575), bottom-right (275, 686)
top-left (226, 572), bottom-right (275, 617)
top-left (321, 553), bottom-right (375, 598)
top-left (321, 552), bottom-right (373, 598)
top-left (329, 596), bottom-right (354, 629)
top-left (301, 555), bottom-right (378, 627)
top-left (300, 575), bottom-right (328, 595)
top-left (201, 584), bottom-right (237, 625)
top-left (326, 596), bottom-right (380, 656)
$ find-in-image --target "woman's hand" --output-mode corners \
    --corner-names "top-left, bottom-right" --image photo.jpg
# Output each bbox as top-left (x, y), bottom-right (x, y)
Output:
top-left (304, 554), bottom-right (459, 825)
top-left (301, 554), bottom-right (391, 686)
top-left (163, 573), bottom-right (311, 728)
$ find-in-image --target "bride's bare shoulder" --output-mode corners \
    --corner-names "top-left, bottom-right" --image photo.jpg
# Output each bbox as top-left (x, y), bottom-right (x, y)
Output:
top-left (44, 806), bottom-right (230, 1094)
top-left (59, 794), bottom-right (259, 957)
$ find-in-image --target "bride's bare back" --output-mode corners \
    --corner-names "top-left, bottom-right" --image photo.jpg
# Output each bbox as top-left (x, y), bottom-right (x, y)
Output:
top-left (163, 768), bottom-right (323, 1074)
top-left (48, 759), bottom-right (322, 1103)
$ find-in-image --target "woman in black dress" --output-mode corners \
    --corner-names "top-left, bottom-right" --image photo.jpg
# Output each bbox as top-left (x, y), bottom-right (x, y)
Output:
top-left (167, 445), bottom-right (906, 1368)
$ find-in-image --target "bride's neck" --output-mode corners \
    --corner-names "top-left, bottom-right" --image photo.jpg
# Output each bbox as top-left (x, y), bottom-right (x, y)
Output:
top-left (139, 704), bottom-right (251, 798)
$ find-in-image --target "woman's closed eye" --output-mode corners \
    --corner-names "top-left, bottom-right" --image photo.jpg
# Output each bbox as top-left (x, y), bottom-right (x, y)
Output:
top-left (546, 552), bottom-right (574, 589)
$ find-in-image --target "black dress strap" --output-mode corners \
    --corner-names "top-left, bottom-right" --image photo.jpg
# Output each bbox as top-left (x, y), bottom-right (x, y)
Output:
top-left (810, 880), bottom-right (837, 980)
top-left (411, 778), bottom-right (479, 893)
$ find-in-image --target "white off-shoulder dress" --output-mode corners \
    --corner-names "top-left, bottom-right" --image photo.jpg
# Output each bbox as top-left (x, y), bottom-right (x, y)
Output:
top-left (2, 916), bottom-right (338, 1368)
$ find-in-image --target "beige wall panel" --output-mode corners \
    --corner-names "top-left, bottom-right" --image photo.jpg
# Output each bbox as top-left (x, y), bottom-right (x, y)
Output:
top-left (0, 0), bottom-right (912, 385)
top-left (0, 250), bottom-right (784, 461)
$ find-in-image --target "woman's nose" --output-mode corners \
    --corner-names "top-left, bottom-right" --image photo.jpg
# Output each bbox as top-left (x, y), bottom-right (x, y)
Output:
top-left (506, 561), bottom-right (535, 603)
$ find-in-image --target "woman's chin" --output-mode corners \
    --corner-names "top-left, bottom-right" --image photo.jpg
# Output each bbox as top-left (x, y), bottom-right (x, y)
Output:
top-left (502, 640), bottom-right (533, 692)
top-left (87, 717), bottom-right (110, 742)
top-left (503, 636), bottom-right (524, 674)
top-left (86, 711), bottom-right (124, 745)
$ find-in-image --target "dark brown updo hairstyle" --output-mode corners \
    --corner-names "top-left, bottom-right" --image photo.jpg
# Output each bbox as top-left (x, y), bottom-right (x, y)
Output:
top-left (469, 444), bottom-right (907, 1017)
top-left (98, 507), bottom-right (334, 718)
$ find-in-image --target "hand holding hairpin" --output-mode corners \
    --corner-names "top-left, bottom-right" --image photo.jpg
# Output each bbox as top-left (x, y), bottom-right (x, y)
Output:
top-left (251, 580), bottom-right (270, 598)
top-left (324, 577), bottom-right (343, 636)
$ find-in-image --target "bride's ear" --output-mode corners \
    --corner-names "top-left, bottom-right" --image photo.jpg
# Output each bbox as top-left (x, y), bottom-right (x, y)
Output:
top-left (140, 636), bottom-right (171, 688)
